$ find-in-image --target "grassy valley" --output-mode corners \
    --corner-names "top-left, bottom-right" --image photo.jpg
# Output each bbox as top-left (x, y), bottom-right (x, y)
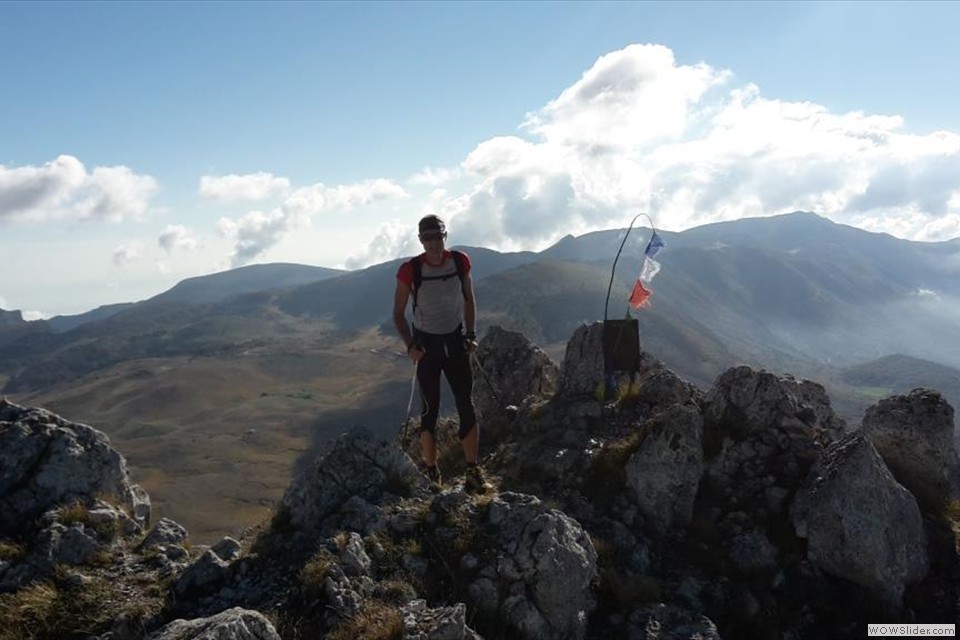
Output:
top-left (12, 325), bottom-right (413, 543)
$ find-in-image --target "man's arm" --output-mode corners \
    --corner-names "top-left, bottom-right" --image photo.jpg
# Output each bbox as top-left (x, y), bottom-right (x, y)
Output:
top-left (393, 280), bottom-right (415, 348)
top-left (461, 273), bottom-right (477, 336)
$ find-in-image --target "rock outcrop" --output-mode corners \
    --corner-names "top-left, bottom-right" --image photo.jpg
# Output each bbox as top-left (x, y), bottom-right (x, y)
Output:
top-left (624, 402), bottom-right (703, 533)
top-left (861, 388), bottom-right (960, 509)
top-left (472, 325), bottom-right (558, 425)
top-left (792, 432), bottom-right (929, 606)
top-left (147, 607), bottom-right (280, 640)
top-left (0, 399), bottom-right (150, 535)
top-left (281, 425), bottom-right (428, 533)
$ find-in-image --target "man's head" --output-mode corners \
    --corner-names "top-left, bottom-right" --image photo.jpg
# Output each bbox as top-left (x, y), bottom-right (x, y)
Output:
top-left (418, 215), bottom-right (447, 244)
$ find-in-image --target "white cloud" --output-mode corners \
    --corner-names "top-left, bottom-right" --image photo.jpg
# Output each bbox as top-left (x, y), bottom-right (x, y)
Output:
top-left (522, 44), bottom-right (731, 153)
top-left (0, 155), bottom-right (157, 223)
top-left (419, 43), bottom-right (960, 257)
top-left (409, 166), bottom-right (459, 186)
top-left (218, 208), bottom-right (303, 268)
top-left (158, 224), bottom-right (199, 253)
top-left (112, 242), bottom-right (144, 267)
top-left (0, 294), bottom-right (7, 309)
top-left (199, 172), bottom-right (291, 202)
top-left (344, 221), bottom-right (421, 270)
top-left (218, 178), bottom-right (408, 266)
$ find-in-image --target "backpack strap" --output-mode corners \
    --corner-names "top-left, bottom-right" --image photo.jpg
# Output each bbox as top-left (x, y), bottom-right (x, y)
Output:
top-left (409, 251), bottom-right (467, 312)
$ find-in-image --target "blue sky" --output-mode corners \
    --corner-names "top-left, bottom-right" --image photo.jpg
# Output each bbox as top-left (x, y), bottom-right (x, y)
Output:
top-left (2, 1), bottom-right (960, 317)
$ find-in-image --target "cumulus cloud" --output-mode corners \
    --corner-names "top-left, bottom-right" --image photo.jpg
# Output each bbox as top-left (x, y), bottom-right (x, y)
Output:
top-left (113, 242), bottom-right (144, 267)
top-left (199, 172), bottom-right (291, 202)
top-left (218, 178), bottom-right (407, 266)
top-left (0, 155), bottom-right (157, 223)
top-left (158, 224), bottom-right (199, 253)
top-left (411, 43), bottom-right (960, 260)
top-left (409, 166), bottom-right (459, 186)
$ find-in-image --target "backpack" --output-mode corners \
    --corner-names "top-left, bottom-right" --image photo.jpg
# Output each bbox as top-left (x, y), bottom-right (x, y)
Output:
top-left (409, 250), bottom-right (467, 312)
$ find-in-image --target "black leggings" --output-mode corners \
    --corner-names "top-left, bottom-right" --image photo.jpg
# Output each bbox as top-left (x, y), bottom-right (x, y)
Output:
top-left (416, 328), bottom-right (477, 440)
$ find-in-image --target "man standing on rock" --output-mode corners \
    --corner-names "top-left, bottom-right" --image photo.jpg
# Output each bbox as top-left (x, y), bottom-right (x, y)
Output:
top-left (393, 214), bottom-right (491, 494)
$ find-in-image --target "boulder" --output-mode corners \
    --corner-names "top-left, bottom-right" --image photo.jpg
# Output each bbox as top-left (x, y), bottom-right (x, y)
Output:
top-left (481, 492), bottom-right (598, 640)
top-left (140, 518), bottom-right (189, 550)
top-left (0, 399), bottom-right (149, 535)
top-left (702, 366), bottom-right (845, 528)
top-left (861, 388), bottom-right (959, 509)
top-left (704, 366), bottom-right (845, 443)
top-left (401, 600), bottom-right (482, 640)
top-left (281, 426), bottom-right (427, 533)
top-left (147, 607), bottom-right (280, 640)
top-left (473, 325), bottom-right (558, 421)
top-left (792, 432), bottom-right (928, 606)
top-left (624, 403), bottom-right (704, 533)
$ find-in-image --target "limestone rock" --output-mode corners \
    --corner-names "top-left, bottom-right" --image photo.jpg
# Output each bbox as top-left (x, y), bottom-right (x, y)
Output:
top-left (147, 607), bottom-right (280, 640)
top-left (173, 549), bottom-right (233, 599)
top-left (473, 325), bottom-right (558, 422)
top-left (0, 399), bottom-right (149, 535)
top-left (401, 599), bottom-right (482, 640)
top-left (792, 432), bottom-right (928, 606)
top-left (281, 426), bottom-right (427, 533)
top-left (702, 366), bottom-right (845, 530)
top-left (861, 388), bottom-right (959, 509)
top-left (624, 403), bottom-right (704, 533)
top-left (704, 366), bottom-right (845, 443)
top-left (140, 518), bottom-right (189, 550)
top-left (484, 492), bottom-right (598, 640)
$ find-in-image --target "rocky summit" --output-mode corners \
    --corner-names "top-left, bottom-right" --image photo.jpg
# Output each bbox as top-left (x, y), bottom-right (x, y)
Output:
top-left (0, 323), bottom-right (957, 640)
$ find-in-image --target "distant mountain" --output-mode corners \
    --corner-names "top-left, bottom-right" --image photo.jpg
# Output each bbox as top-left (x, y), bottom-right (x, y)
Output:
top-left (841, 354), bottom-right (960, 412)
top-left (4, 211), bottom-right (960, 396)
top-left (47, 303), bottom-right (135, 333)
top-left (144, 262), bottom-right (345, 306)
top-left (275, 247), bottom-right (538, 329)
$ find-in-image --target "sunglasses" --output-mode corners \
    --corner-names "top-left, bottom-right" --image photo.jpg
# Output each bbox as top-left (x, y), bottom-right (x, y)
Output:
top-left (419, 231), bottom-right (447, 242)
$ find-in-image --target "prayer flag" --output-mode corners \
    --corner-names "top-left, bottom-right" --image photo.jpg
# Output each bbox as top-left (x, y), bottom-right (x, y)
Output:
top-left (629, 278), bottom-right (651, 309)
top-left (629, 232), bottom-right (665, 309)
top-left (645, 231), bottom-right (665, 259)
top-left (639, 256), bottom-right (660, 282)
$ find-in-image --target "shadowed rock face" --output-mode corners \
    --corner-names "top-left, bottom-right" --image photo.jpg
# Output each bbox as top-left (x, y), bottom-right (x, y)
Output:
top-left (0, 398), bottom-right (150, 535)
top-left (792, 432), bottom-right (928, 606)
top-left (861, 388), bottom-right (960, 510)
top-left (624, 402), bottom-right (703, 533)
top-left (472, 325), bottom-right (558, 424)
top-left (280, 425), bottom-right (430, 534)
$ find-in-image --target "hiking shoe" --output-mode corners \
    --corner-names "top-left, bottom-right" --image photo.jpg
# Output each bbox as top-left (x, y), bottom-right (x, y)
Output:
top-left (426, 466), bottom-right (443, 492)
top-left (464, 465), bottom-right (492, 494)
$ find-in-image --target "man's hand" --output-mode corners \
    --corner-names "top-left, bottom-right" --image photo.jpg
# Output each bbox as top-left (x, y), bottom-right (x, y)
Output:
top-left (408, 344), bottom-right (425, 362)
top-left (463, 331), bottom-right (478, 354)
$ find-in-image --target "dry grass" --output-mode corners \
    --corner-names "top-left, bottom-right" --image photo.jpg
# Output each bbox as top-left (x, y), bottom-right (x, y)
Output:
top-left (300, 549), bottom-right (337, 598)
top-left (57, 501), bottom-right (89, 527)
top-left (15, 327), bottom-right (414, 544)
top-left (0, 541), bottom-right (26, 562)
top-left (0, 568), bottom-right (166, 640)
top-left (944, 498), bottom-right (960, 553)
top-left (582, 427), bottom-right (651, 508)
top-left (326, 600), bottom-right (404, 640)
